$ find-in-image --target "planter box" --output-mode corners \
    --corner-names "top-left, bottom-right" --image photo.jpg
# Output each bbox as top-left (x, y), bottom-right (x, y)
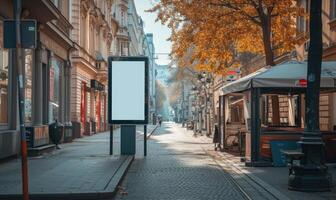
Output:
top-left (26, 125), bottom-right (49, 148)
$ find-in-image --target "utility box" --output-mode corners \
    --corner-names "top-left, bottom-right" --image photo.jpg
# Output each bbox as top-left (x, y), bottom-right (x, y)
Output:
top-left (120, 125), bottom-right (136, 155)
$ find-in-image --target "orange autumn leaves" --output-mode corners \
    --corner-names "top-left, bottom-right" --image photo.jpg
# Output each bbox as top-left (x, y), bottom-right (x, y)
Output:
top-left (149, 0), bottom-right (303, 74)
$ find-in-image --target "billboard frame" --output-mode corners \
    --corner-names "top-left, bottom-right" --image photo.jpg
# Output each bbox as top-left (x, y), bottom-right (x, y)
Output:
top-left (108, 56), bottom-right (149, 125)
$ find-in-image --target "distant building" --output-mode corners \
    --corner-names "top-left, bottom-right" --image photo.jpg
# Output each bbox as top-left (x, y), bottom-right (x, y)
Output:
top-left (124, 0), bottom-right (158, 124)
top-left (144, 33), bottom-right (157, 124)
top-left (127, 0), bottom-right (146, 56)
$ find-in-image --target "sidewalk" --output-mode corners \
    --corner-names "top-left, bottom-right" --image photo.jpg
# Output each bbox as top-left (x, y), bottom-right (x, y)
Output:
top-left (0, 125), bottom-right (157, 200)
top-left (115, 122), bottom-right (248, 200)
top-left (180, 124), bottom-right (336, 200)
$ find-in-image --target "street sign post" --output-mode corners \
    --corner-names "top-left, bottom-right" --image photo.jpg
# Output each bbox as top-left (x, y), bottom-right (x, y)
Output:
top-left (3, 1), bottom-right (34, 199)
top-left (3, 19), bottom-right (37, 49)
top-left (108, 56), bottom-right (149, 156)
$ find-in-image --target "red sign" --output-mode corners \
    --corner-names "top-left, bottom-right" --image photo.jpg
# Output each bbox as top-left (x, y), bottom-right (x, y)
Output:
top-left (299, 79), bottom-right (307, 86)
top-left (227, 70), bottom-right (236, 75)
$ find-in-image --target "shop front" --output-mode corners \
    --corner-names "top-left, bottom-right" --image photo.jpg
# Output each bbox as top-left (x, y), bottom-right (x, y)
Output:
top-left (72, 57), bottom-right (108, 137)
top-left (91, 79), bottom-right (106, 133)
top-left (219, 61), bottom-right (336, 166)
top-left (0, 0), bottom-right (75, 159)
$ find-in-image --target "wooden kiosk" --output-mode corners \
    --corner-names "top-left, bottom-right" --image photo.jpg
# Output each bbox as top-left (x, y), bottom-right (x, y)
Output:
top-left (218, 61), bottom-right (336, 166)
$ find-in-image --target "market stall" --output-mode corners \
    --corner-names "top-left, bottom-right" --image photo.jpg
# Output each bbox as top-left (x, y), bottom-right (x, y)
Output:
top-left (219, 61), bottom-right (336, 166)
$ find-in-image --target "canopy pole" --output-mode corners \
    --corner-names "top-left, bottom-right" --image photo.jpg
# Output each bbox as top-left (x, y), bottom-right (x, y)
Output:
top-left (144, 125), bottom-right (147, 156)
top-left (109, 125), bottom-right (113, 155)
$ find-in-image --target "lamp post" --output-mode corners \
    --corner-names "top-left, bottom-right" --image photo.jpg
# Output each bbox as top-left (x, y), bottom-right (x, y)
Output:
top-left (288, 0), bottom-right (332, 191)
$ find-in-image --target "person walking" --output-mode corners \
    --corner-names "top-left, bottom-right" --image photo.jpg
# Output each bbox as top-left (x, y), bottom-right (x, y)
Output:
top-left (159, 118), bottom-right (162, 127)
top-left (213, 124), bottom-right (221, 151)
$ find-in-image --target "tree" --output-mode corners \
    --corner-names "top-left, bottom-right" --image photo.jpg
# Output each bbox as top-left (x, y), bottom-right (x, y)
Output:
top-left (149, 0), bottom-right (302, 73)
top-left (155, 80), bottom-right (167, 114)
top-left (150, 0), bottom-right (303, 126)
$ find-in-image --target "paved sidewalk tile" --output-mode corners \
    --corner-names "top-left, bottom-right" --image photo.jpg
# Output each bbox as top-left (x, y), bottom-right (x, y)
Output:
top-left (0, 125), bottom-right (157, 199)
top-left (182, 125), bottom-right (336, 200)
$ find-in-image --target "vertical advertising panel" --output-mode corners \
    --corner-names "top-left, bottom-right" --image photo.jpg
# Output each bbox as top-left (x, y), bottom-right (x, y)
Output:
top-left (108, 57), bottom-right (148, 124)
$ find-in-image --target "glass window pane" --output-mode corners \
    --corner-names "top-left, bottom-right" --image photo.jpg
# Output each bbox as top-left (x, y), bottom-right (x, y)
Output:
top-left (24, 49), bottom-right (33, 123)
top-left (49, 56), bottom-right (62, 123)
top-left (331, 0), bottom-right (336, 19)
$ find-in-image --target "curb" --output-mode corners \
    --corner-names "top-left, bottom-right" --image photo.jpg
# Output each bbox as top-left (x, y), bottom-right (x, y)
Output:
top-left (216, 153), bottom-right (290, 200)
top-left (147, 124), bottom-right (159, 139)
top-left (183, 128), bottom-right (290, 200)
top-left (0, 156), bottom-right (134, 200)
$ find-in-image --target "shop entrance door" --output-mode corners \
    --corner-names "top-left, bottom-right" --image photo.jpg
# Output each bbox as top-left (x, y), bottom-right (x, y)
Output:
top-left (80, 82), bottom-right (87, 135)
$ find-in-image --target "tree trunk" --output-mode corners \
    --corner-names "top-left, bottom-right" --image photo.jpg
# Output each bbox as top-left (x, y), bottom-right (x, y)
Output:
top-left (306, 0), bottom-right (322, 132)
top-left (260, 12), bottom-right (275, 67)
top-left (260, 12), bottom-right (280, 125)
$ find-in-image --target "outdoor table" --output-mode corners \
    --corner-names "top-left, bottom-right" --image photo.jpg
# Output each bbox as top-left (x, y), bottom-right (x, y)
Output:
top-left (281, 150), bottom-right (304, 175)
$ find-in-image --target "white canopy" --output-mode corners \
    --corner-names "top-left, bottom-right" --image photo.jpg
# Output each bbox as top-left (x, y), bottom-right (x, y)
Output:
top-left (222, 61), bottom-right (336, 95)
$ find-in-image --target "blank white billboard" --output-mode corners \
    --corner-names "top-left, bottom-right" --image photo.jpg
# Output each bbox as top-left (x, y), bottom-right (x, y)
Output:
top-left (108, 57), bottom-right (148, 124)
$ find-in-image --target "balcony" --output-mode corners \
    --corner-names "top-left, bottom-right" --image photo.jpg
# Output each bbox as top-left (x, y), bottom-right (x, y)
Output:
top-left (72, 44), bottom-right (97, 73)
top-left (116, 26), bottom-right (129, 40)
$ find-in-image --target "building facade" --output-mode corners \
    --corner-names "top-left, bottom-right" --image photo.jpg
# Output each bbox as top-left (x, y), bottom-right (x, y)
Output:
top-left (112, 0), bottom-right (129, 56)
top-left (127, 0), bottom-right (145, 56)
top-left (145, 33), bottom-right (157, 124)
top-left (70, 0), bottom-right (118, 137)
top-left (0, 0), bottom-right (75, 159)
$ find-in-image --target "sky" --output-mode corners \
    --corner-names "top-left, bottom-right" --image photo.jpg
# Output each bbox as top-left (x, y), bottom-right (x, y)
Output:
top-left (134, 0), bottom-right (172, 65)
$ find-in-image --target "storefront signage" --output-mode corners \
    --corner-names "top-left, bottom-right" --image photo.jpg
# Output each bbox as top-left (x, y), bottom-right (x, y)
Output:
top-left (295, 79), bottom-right (307, 87)
top-left (90, 79), bottom-right (105, 91)
top-left (108, 56), bottom-right (148, 124)
top-left (3, 20), bottom-right (37, 49)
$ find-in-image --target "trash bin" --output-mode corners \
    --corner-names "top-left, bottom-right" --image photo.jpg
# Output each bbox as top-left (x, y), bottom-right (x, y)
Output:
top-left (63, 122), bottom-right (73, 143)
top-left (49, 120), bottom-right (64, 149)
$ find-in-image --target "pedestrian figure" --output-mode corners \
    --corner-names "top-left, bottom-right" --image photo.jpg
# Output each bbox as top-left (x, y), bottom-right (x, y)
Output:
top-left (158, 117), bottom-right (162, 127)
top-left (213, 124), bottom-right (221, 151)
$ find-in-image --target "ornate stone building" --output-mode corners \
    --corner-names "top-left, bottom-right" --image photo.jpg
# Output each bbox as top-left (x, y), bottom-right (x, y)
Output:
top-left (70, 0), bottom-right (119, 137)
top-left (112, 0), bottom-right (129, 56)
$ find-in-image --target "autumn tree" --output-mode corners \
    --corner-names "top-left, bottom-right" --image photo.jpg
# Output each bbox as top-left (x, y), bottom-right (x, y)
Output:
top-left (155, 80), bottom-right (167, 114)
top-left (149, 0), bottom-right (302, 73)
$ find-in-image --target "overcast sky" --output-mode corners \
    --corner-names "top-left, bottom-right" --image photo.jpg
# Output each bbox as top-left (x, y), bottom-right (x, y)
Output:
top-left (134, 0), bottom-right (172, 65)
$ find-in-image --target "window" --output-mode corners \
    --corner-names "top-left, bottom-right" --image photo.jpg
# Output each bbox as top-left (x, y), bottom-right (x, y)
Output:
top-left (24, 49), bottom-right (33, 123)
top-left (49, 55), bottom-right (62, 123)
top-left (90, 25), bottom-right (94, 54)
top-left (0, 20), bottom-right (9, 125)
top-left (297, 0), bottom-right (308, 33)
top-left (80, 14), bottom-right (87, 48)
top-left (121, 11), bottom-right (125, 27)
top-left (331, 0), bottom-right (336, 19)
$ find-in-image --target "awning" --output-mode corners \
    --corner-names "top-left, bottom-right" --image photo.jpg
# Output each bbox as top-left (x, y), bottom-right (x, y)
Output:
top-left (222, 61), bottom-right (336, 95)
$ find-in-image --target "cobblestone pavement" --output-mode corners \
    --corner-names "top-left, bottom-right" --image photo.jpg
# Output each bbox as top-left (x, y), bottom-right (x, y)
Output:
top-left (114, 122), bottom-right (248, 200)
